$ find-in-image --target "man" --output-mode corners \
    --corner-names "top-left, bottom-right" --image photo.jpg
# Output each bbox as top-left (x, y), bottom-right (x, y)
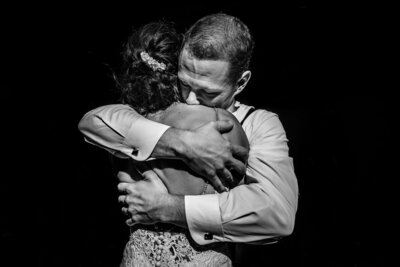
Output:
top-left (79, 13), bottom-right (298, 246)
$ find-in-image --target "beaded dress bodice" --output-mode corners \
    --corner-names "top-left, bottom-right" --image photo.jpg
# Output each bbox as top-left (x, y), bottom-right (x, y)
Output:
top-left (121, 224), bottom-right (232, 267)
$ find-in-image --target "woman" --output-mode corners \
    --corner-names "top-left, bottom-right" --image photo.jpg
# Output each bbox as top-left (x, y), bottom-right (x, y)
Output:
top-left (110, 21), bottom-right (249, 267)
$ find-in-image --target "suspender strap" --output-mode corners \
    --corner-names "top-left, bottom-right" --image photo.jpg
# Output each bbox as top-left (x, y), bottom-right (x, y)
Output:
top-left (214, 106), bottom-right (254, 124)
top-left (241, 107), bottom-right (255, 125)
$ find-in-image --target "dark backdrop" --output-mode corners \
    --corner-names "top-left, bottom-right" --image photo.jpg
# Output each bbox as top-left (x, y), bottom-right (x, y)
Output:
top-left (2, 1), bottom-right (393, 267)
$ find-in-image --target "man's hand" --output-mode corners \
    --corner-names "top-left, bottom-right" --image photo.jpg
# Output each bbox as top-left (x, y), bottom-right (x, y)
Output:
top-left (174, 120), bottom-right (248, 192)
top-left (117, 170), bottom-right (186, 227)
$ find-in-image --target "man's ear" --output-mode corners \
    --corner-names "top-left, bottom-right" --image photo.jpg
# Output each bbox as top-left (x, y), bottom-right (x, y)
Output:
top-left (234, 70), bottom-right (251, 96)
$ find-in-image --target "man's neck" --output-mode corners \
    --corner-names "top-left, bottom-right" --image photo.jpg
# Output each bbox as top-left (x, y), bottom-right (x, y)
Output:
top-left (227, 101), bottom-right (238, 113)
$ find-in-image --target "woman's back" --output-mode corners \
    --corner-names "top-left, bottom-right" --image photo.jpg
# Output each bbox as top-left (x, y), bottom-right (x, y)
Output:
top-left (146, 102), bottom-right (249, 195)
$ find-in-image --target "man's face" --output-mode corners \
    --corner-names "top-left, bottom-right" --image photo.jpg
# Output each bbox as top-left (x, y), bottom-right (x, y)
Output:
top-left (178, 48), bottom-right (237, 110)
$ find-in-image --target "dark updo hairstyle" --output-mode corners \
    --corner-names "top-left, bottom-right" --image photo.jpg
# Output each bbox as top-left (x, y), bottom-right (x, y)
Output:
top-left (115, 21), bottom-right (182, 115)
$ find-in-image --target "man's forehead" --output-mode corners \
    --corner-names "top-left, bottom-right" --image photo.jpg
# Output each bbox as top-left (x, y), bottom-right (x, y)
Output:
top-left (179, 48), bottom-right (230, 80)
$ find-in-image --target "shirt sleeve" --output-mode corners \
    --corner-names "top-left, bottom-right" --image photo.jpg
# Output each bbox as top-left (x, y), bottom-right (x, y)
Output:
top-left (78, 104), bottom-right (170, 161)
top-left (185, 110), bottom-right (299, 245)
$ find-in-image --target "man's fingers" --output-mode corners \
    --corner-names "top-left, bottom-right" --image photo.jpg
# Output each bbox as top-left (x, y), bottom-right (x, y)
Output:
top-left (228, 157), bottom-right (247, 177)
top-left (217, 168), bottom-right (235, 187)
top-left (208, 175), bottom-right (228, 193)
top-left (117, 171), bottom-right (134, 183)
top-left (142, 170), bottom-right (168, 193)
top-left (122, 205), bottom-right (139, 216)
top-left (126, 217), bottom-right (136, 226)
top-left (118, 195), bottom-right (126, 203)
top-left (117, 182), bottom-right (131, 193)
top-left (122, 207), bottom-right (129, 216)
top-left (141, 169), bottom-right (158, 181)
top-left (126, 215), bottom-right (152, 226)
top-left (214, 120), bottom-right (234, 134)
top-left (231, 144), bottom-right (249, 163)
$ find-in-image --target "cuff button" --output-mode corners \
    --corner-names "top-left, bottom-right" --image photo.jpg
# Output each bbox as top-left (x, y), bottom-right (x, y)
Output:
top-left (131, 149), bottom-right (138, 156)
top-left (204, 233), bottom-right (213, 240)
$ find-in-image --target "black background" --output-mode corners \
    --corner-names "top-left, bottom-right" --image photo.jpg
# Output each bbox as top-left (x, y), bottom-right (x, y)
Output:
top-left (2, 1), bottom-right (394, 266)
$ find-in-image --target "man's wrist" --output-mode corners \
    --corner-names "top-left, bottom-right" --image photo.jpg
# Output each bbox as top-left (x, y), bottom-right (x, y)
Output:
top-left (158, 194), bottom-right (187, 229)
top-left (151, 128), bottom-right (186, 159)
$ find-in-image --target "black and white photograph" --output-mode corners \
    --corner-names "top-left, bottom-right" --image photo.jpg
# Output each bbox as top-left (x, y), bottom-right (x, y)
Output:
top-left (2, 1), bottom-right (393, 266)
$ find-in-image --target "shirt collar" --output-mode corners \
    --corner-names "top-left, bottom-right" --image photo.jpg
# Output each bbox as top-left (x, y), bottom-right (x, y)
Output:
top-left (231, 101), bottom-right (254, 123)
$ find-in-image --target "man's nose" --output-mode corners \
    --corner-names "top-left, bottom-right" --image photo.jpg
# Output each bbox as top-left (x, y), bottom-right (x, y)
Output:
top-left (186, 91), bottom-right (200, 105)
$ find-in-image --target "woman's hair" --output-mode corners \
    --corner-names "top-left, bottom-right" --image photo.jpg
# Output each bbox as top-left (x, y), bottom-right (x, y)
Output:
top-left (115, 21), bottom-right (182, 115)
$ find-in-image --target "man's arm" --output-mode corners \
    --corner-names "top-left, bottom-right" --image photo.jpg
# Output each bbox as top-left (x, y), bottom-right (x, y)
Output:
top-left (119, 110), bottom-right (298, 245)
top-left (78, 104), bottom-right (248, 192)
top-left (78, 104), bottom-right (170, 161)
top-left (185, 110), bottom-right (299, 245)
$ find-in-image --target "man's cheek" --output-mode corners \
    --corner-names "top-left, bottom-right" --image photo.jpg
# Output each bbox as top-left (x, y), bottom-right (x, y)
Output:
top-left (198, 99), bottom-right (214, 107)
top-left (208, 98), bottom-right (220, 108)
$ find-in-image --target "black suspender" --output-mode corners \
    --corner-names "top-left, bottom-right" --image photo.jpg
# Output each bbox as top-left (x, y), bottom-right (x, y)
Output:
top-left (214, 106), bottom-right (254, 125)
top-left (241, 107), bottom-right (255, 125)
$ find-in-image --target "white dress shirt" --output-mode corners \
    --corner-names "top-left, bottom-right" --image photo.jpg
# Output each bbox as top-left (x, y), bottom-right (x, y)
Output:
top-left (79, 104), bottom-right (170, 161)
top-left (78, 101), bottom-right (299, 245)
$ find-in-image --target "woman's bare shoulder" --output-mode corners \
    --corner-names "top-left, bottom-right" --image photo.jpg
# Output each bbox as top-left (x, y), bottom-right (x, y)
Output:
top-left (175, 105), bottom-right (248, 147)
top-left (162, 104), bottom-right (219, 130)
top-left (160, 103), bottom-right (248, 147)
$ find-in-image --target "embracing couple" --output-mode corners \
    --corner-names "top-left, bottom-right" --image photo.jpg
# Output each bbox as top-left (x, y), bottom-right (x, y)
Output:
top-left (79, 13), bottom-right (298, 267)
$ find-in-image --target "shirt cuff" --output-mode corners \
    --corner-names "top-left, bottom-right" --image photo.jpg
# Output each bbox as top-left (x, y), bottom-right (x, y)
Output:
top-left (185, 194), bottom-right (224, 245)
top-left (125, 117), bottom-right (170, 161)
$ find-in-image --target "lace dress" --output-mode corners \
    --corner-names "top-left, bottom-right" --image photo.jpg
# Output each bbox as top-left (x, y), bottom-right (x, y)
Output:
top-left (120, 224), bottom-right (232, 267)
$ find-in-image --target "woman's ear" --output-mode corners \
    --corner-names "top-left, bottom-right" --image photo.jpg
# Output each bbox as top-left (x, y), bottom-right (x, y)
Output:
top-left (234, 70), bottom-right (251, 96)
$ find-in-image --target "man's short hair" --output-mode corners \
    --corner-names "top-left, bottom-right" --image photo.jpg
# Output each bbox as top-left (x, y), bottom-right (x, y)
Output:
top-left (183, 13), bottom-right (254, 85)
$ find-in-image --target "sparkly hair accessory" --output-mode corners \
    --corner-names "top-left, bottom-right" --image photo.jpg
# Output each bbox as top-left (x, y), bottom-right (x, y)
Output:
top-left (140, 51), bottom-right (166, 71)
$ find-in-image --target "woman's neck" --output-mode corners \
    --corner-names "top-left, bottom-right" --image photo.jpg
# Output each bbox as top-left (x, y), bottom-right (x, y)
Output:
top-left (145, 101), bottom-right (182, 121)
